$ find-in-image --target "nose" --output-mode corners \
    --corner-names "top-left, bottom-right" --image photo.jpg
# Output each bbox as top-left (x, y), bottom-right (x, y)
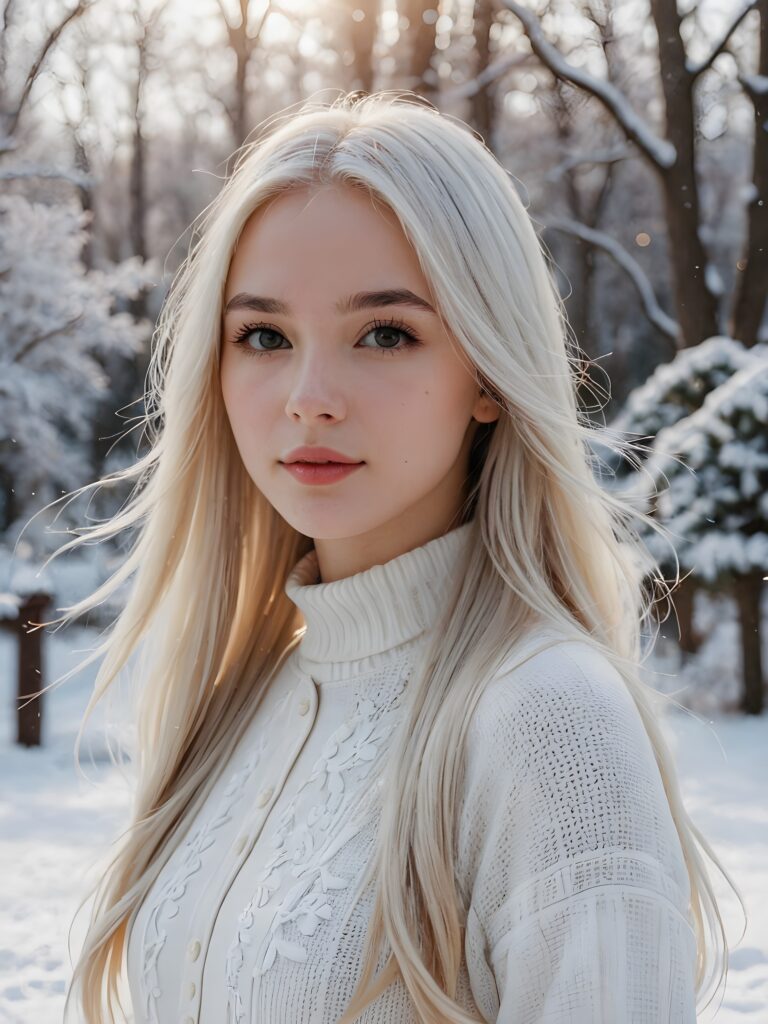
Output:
top-left (284, 350), bottom-right (347, 423)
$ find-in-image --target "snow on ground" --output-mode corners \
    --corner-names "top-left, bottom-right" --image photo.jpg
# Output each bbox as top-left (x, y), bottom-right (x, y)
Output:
top-left (0, 587), bottom-right (766, 1022)
top-left (659, 708), bottom-right (768, 1021)
top-left (0, 621), bottom-right (134, 1024)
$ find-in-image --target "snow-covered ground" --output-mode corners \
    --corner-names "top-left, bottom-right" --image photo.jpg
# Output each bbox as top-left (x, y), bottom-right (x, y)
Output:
top-left (0, 621), bottom-right (135, 1024)
top-left (1, 590), bottom-right (766, 1022)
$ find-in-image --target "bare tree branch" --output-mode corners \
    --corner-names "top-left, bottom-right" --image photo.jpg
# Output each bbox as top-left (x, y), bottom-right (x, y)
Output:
top-left (545, 144), bottom-right (631, 182)
top-left (545, 217), bottom-right (681, 345)
top-left (687, 0), bottom-right (758, 79)
top-left (14, 313), bottom-right (86, 364)
top-left (503, 0), bottom-right (717, 344)
top-left (6, 0), bottom-right (94, 138)
top-left (0, 164), bottom-right (95, 185)
top-left (441, 51), bottom-right (535, 101)
top-left (499, 0), bottom-right (676, 168)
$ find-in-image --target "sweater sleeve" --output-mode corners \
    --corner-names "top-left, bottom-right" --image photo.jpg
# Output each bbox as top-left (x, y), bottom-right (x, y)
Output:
top-left (457, 640), bottom-right (698, 1024)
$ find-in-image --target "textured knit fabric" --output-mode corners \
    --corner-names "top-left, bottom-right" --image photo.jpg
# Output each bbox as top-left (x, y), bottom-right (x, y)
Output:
top-left (125, 521), bottom-right (698, 1023)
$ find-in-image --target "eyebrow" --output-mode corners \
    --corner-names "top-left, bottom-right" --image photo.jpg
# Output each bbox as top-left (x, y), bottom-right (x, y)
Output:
top-left (223, 288), bottom-right (437, 317)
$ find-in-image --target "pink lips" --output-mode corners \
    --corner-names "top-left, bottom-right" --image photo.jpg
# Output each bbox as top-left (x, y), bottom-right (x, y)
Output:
top-left (281, 462), bottom-right (364, 485)
top-left (282, 445), bottom-right (361, 464)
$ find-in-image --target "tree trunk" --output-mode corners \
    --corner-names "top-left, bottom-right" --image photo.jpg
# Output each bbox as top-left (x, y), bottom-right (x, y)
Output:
top-left (73, 134), bottom-right (95, 269)
top-left (732, 0), bottom-right (768, 347)
top-left (470, 0), bottom-right (495, 145)
top-left (399, 0), bottom-right (438, 98)
top-left (733, 571), bottom-right (765, 715)
top-left (0, 462), bottom-right (18, 533)
top-left (231, 0), bottom-right (249, 147)
top-left (128, 21), bottom-right (148, 322)
top-left (649, 0), bottom-right (719, 347)
top-left (673, 573), bottom-right (701, 656)
top-left (222, 0), bottom-right (275, 148)
top-left (128, 114), bottom-right (145, 263)
top-left (343, 0), bottom-right (377, 95)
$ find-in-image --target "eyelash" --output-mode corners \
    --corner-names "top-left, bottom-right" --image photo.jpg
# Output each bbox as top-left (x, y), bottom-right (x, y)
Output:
top-left (228, 317), bottom-right (422, 358)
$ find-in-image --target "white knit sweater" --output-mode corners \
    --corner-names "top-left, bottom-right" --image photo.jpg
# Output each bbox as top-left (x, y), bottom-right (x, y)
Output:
top-left (125, 521), bottom-right (698, 1023)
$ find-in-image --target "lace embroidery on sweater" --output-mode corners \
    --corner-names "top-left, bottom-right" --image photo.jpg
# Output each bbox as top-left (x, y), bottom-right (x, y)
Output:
top-left (138, 689), bottom-right (291, 1024)
top-left (224, 672), bottom-right (409, 1022)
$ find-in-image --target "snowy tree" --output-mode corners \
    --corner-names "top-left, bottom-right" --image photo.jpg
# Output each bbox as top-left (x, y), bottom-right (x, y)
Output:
top-left (0, 193), bottom-right (157, 557)
top-left (498, 0), bottom-right (768, 350)
top-left (608, 336), bottom-right (766, 481)
top-left (636, 352), bottom-right (768, 713)
top-left (603, 337), bottom-right (767, 659)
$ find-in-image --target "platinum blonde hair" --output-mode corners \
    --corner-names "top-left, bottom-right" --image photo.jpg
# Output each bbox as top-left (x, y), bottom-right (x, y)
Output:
top-left (46, 91), bottom-right (741, 1023)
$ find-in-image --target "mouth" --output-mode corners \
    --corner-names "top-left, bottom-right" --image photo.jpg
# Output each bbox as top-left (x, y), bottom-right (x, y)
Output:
top-left (280, 460), bottom-right (365, 485)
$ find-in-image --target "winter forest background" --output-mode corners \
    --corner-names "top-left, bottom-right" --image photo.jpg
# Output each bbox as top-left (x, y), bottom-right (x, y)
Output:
top-left (1, 0), bottom-right (767, 1021)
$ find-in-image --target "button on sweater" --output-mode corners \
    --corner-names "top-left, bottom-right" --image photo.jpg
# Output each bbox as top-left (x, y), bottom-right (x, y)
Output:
top-left (125, 520), bottom-right (698, 1023)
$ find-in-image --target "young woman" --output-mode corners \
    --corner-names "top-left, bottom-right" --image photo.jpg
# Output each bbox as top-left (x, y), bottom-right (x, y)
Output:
top-left (55, 92), bottom-right (739, 1023)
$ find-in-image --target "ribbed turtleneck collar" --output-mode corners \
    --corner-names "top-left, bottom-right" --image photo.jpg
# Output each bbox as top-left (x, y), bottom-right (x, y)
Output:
top-left (284, 520), bottom-right (474, 670)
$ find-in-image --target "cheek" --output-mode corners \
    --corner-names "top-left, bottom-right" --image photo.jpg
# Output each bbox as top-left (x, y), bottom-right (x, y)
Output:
top-left (221, 360), bottom-right (274, 433)
top-left (219, 365), bottom-right (283, 481)
top-left (362, 370), bottom-right (473, 466)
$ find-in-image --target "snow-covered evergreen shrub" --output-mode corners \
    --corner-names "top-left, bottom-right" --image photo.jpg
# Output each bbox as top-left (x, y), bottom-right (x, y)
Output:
top-left (605, 336), bottom-right (766, 481)
top-left (0, 194), bottom-right (157, 555)
top-left (602, 338), bottom-right (768, 711)
top-left (642, 351), bottom-right (768, 584)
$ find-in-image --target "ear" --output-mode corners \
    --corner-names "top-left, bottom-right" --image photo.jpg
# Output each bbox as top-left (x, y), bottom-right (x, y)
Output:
top-left (473, 386), bottom-right (501, 424)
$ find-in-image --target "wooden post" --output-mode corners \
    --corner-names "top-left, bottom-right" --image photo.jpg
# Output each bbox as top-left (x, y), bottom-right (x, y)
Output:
top-left (16, 591), bottom-right (52, 748)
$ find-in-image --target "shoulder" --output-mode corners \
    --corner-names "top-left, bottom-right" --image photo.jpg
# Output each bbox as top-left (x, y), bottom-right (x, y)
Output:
top-left (465, 627), bottom-right (654, 779)
top-left (470, 626), bottom-right (635, 725)
top-left (456, 627), bottom-right (691, 939)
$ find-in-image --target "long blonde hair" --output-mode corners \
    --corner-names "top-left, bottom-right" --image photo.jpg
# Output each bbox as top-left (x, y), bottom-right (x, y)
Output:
top-left (42, 91), bottom-right (741, 1023)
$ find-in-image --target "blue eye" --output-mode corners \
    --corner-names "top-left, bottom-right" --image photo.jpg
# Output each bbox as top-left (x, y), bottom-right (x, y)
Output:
top-left (228, 318), bottom-right (422, 358)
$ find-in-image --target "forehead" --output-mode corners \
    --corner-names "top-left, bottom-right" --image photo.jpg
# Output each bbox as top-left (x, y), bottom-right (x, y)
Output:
top-left (224, 184), bottom-right (431, 303)
top-left (233, 185), bottom-right (402, 253)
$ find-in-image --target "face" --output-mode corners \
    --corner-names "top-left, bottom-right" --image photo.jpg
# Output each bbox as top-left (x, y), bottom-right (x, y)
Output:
top-left (220, 183), bottom-right (499, 582)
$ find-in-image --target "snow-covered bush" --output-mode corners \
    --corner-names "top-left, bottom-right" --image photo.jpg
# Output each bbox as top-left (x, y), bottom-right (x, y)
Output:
top-left (606, 336), bottom-right (766, 481)
top-left (637, 352), bottom-right (768, 581)
top-left (640, 352), bottom-right (768, 712)
top-left (0, 193), bottom-right (158, 555)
